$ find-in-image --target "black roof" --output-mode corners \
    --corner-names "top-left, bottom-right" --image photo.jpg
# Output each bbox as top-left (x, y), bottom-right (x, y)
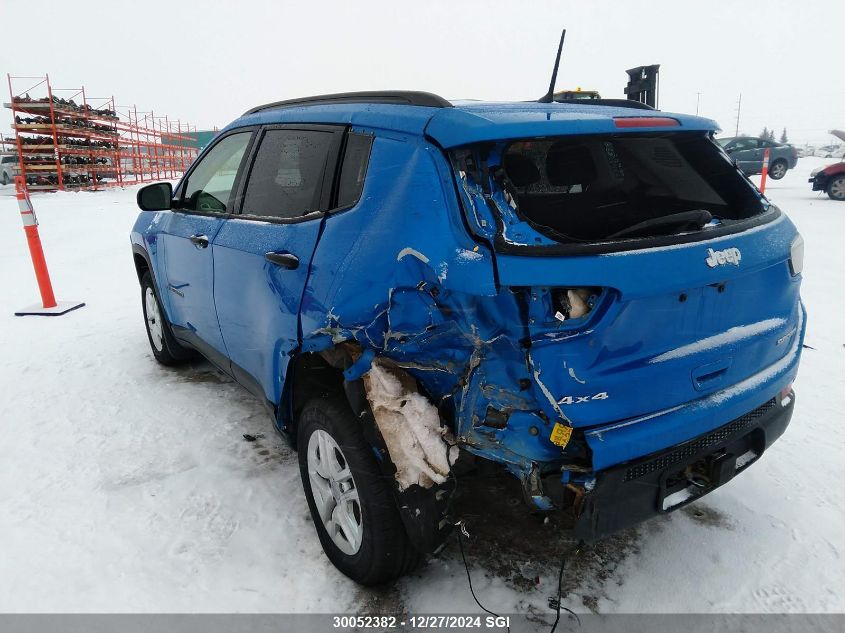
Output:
top-left (244, 91), bottom-right (453, 115)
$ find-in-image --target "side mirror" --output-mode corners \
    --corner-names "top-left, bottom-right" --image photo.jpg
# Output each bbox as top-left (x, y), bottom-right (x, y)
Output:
top-left (137, 182), bottom-right (173, 211)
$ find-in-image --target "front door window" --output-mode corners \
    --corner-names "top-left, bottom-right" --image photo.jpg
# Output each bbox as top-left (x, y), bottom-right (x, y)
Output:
top-left (180, 132), bottom-right (251, 213)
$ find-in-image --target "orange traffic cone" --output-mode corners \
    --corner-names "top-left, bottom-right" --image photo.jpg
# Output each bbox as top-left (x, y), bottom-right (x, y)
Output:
top-left (14, 176), bottom-right (85, 316)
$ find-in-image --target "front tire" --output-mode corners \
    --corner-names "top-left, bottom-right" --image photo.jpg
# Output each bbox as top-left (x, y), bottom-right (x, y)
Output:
top-left (768, 159), bottom-right (788, 180)
top-left (140, 271), bottom-right (189, 365)
top-left (827, 175), bottom-right (845, 201)
top-left (297, 395), bottom-right (421, 585)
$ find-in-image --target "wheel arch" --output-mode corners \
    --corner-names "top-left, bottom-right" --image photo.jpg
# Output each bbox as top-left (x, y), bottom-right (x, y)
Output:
top-left (132, 244), bottom-right (194, 362)
top-left (131, 244), bottom-right (153, 284)
top-left (131, 244), bottom-right (172, 322)
top-left (279, 344), bottom-right (455, 554)
top-left (278, 349), bottom-right (348, 442)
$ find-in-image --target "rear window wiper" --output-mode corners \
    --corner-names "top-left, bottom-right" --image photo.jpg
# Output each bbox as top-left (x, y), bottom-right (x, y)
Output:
top-left (607, 210), bottom-right (713, 239)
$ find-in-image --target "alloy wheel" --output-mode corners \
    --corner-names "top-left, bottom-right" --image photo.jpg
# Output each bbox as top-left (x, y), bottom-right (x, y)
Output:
top-left (830, 177), bottom-right (845, 201)
top-left (307, 429), bottom-right (363, 555)
top-left (144, 287), bottom-right (164, 352)
top-left (770, 162), bottom-right (786, 179)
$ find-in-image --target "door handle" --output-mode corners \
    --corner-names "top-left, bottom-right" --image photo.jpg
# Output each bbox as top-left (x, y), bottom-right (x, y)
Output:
top-left (265, 251), bottom-right (299, 270)
top-left (189, 234), bottom-right (209, 248)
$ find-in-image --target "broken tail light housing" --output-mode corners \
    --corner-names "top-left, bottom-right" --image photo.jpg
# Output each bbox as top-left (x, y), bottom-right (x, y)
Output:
top-left (551, 287), bottom-right (602, 322)
top-left (779, 384), bottom-right (793, 407)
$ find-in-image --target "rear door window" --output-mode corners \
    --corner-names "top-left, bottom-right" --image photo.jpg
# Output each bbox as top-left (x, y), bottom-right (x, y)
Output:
top-left (730, 138), bottom-right (759, 152)
top-left (241, 129), bottom-right (336, 219)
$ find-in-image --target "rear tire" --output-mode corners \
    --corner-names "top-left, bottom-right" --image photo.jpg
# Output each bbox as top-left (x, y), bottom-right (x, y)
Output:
top-left (827, 175), bottom-right (845, 201)
top-left (297, 394), bottom-right (421, 585)
top-left (768, 159), bottom-right (788, 180)
top-left (140, 271), bottom-right (189, 365)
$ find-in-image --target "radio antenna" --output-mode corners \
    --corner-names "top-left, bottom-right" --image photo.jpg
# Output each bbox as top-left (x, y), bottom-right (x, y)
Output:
top-left (538, 29), bottom-right (566, 103)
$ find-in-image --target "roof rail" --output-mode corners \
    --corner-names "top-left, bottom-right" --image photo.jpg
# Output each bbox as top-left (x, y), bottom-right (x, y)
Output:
top-left (244, 91), bottom-right (453, 115)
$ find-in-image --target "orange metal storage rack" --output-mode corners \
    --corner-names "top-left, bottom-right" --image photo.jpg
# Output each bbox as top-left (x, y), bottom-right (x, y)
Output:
top-left (5, 74), bottom-right (199, 191)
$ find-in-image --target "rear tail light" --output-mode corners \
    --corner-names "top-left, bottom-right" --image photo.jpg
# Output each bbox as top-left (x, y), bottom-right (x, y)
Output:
top-left (779, 384), bottom-right (793, 407)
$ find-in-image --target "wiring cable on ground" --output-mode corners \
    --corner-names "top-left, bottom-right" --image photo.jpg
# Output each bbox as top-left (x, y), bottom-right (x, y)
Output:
top-left (548, 542), bottom-right (583, 632)
top-left (455, 519), bottom-right (509, 633)
top-left (444, 438), bottom-right (583, 632)
top-left (446, 441), bottom-right (510, 632)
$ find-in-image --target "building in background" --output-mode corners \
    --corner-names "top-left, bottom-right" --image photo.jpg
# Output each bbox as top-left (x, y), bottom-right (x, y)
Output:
top-left (162, 128), bottom-right (219, 152)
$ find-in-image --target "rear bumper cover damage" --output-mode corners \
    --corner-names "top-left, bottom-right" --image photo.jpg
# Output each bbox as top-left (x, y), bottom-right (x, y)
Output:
top-left (566, 395), bottom-right (794, 541)
top-left (809, 174), bottom-right (828, 191)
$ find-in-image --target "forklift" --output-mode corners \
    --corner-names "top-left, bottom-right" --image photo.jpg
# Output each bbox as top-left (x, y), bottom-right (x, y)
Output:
top-left (552, 64), bottom-right (661, 109)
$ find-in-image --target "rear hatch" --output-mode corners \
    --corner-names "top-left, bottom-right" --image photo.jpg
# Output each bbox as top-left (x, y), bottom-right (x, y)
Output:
top-left (447, 123), bottom-right (803, 429)
top-left (501, 216), bottom-right (801, 427)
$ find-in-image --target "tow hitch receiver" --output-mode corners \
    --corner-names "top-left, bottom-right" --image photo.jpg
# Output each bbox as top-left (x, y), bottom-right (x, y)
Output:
top-left (659, 425), bottom-right (766, 512)
top-left (572, 396), bottom-right (793, 541)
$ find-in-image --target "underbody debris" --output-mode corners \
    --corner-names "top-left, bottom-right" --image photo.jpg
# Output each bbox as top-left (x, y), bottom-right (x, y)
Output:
top-left (362, 358), bottom-right (459, 490)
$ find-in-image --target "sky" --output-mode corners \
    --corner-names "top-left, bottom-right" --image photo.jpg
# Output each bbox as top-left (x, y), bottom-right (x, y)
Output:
top-left (1, 0), bottom-right (843, 145)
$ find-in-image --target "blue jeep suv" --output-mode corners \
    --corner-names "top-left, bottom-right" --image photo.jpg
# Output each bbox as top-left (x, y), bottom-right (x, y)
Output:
top-left (131, 91), bottom-right (805, 585)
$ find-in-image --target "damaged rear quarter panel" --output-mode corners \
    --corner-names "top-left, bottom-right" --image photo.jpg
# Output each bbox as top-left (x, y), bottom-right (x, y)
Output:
top-left (299, 129), bottom-right (569, 474)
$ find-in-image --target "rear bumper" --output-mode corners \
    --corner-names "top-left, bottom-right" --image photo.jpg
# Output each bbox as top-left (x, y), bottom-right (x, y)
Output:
top-left (580, 301), bottom-right (803, 471)
top-left (572, 394), bottom-right (794, 541)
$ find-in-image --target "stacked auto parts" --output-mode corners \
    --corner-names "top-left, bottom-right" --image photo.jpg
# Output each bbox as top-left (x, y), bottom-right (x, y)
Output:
top-left (4, 74), bottom-right (199, 191)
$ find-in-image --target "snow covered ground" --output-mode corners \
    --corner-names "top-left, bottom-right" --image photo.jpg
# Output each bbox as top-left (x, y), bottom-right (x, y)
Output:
top-left (0, 158), bottom-right (843, 621)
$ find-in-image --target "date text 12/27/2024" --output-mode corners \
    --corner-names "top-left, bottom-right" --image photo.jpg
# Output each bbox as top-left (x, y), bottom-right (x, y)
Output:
top-left (333, 615), bottom-right (512, 629)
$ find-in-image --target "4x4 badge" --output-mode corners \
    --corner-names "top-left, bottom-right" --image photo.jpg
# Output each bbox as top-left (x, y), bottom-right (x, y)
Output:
top-left (705, 247), bottom-right (742, 268)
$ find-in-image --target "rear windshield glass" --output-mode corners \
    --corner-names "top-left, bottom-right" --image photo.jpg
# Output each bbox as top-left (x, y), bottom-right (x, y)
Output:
top-left (453, 133), bottom-right (765, 245)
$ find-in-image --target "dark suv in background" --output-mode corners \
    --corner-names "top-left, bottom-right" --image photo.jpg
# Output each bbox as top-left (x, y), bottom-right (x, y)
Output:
top-left (718, 136), bottom-right (798, 180)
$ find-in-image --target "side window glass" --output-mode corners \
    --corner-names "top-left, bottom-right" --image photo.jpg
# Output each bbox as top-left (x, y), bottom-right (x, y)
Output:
top-left (242, 129), bottom-right (334, 219)
top-left (336, 133), bottom-right (373, 209)
top-left (181, 132), bottom-right (251, 213)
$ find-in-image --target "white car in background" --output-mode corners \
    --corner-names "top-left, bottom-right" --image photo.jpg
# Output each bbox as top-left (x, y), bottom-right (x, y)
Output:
top-left (814, 144), bottom-right (845, 159)
top-left (0, 155), bottom-right (18, 185)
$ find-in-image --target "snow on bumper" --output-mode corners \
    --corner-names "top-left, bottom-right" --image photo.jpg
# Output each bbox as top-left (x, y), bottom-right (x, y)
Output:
top-left (583, 303), bottom-right (805, 471)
